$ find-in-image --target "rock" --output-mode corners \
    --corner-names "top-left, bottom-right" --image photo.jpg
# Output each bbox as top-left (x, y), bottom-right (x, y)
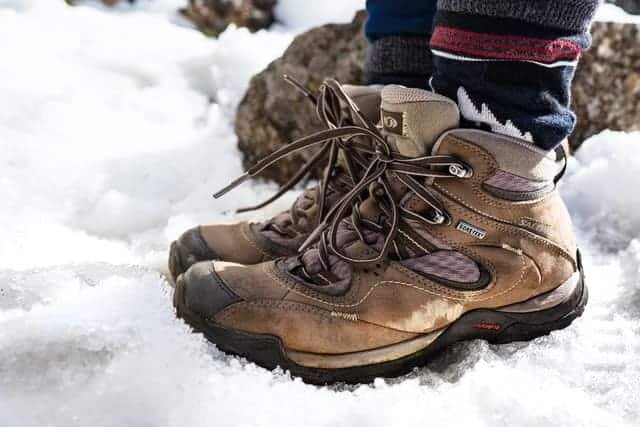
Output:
top-left (235, 13), bottom-right (640, 183)
top-left (571, 22), bottom-right (640, 149)
top-left (234, 10), bottom-right (367, 184)
top-left (180, 0), bottom-right (276, 37)
top-left (607, 0), bottom-right (640, 14)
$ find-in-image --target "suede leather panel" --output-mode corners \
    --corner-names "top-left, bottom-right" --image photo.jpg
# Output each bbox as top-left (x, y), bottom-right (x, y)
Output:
top-left (420, 189), bottom-right (577, 299)
top-left (213, 300), bottom-right (419, 354)
top-left (209, 224), bottom-right (569, 339)
top-left (423, 135), bottom-right (577, 256)
top-left (199, 222), bottom-right (280, 265)
top-left (214, 261), bottom-right (290, 302)
top-left (381, 86), bottom-right (460, 156)
top-left (433, 129), bottom-right (561, 181)
top-left (280, 242), bottom-right (553, 335)
top-left (188, 128), bottom-right (580, 354)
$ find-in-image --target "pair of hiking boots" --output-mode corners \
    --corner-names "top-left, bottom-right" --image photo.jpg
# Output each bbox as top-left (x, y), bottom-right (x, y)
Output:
top-left (168, 80), bottom-right (587, 384)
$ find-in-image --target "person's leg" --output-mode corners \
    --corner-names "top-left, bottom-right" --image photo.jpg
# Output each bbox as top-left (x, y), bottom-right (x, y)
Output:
top-left (365, 0), bottom-right (437, 89)
top-left (429, 0), bottom-right (601, 150)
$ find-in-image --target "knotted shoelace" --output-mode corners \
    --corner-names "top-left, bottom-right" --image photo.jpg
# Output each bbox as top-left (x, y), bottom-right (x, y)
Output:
top-left (215, 77), bottom-right (377, 237)
top-left (216, 78), bottom-right (473, 271)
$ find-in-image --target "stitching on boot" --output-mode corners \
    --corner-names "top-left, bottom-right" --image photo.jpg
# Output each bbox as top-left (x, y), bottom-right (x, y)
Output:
top-left (389, 255), bottom-right (497, 298)
top-left (207, 262), bottom-right (240, 301)
top-left (439, 200), bottom-right (575, 266)
top-left (240, 223), bottom-right (271, 259)
top-left (397, 229), bottom-right (431, 253)
top-left (216, 300), bottom-right (334, 323)
top-left (267, 260), bottom-right (364, 306)
top-left (440, 137), bottom-right (553, 209)
top-left (266, 253), bottom-right (525, 308)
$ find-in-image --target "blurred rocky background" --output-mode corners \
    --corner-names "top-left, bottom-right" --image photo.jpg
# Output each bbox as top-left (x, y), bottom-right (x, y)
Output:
top-left (180, 0), bottom-right (276, 36)
top-left (572, 22), bottom-right (640, 147)
top-left (65, 0), bottom-right (277, 36)
top-left (64, 0), bottom-right (136, 5)
top-left (609, 0), bottom-right (640, 13)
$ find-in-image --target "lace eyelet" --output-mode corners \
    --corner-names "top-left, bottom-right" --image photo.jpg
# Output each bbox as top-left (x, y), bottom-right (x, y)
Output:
top-left (427, 209), bottom-right (452, 226)
top-left (449, 163), bottom-right (473, 178)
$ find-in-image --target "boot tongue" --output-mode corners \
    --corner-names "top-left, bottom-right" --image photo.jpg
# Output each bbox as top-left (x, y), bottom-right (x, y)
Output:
top-left (380, 85), bottom-right (460, 157)
top-left (356, 86), bottom-right (461, 223)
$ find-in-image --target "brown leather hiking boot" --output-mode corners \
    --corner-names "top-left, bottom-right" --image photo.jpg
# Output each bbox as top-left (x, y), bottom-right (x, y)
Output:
top-left (168, 82), bottom-right (382, 281)
top-left (174, 85), bottom-right (587, 384)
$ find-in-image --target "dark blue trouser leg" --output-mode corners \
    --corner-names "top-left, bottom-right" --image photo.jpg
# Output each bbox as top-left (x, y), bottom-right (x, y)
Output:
top-left (365, 0), bottom-right (436, 41)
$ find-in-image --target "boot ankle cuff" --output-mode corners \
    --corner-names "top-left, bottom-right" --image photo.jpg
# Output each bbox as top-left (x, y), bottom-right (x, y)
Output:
top-left (437, 0), bottom-right (601, 32)
top-left (365, 35), bottom-right (433, 79)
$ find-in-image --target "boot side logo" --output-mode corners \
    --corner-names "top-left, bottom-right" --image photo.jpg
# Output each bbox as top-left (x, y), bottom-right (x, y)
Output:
top-left (381, 109), bottom-right (406, 136)
top-left (456, 220), bottom-right (487, 240)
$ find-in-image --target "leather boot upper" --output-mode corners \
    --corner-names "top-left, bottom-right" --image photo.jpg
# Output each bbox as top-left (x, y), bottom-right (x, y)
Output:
top-left (182, 84), bottom-right (579, 355)
top-left (169, 83), bottom-right (383, 278)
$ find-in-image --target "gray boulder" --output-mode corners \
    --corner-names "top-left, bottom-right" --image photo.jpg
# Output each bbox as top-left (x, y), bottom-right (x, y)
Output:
top-left (180, 0), bottom-right (277, 37)
top-left (607, 0), bottom-right (640, 14)
top-left (572, 22), bottom-right (640, 148)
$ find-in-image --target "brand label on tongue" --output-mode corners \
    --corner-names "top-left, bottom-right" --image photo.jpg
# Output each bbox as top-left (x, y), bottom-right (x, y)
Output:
top-left (381, 109), bottom-right (407, 137)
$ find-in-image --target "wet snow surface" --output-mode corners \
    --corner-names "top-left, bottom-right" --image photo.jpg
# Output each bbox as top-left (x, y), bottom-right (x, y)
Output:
top-left (1, 2), bottom-right (639, 426)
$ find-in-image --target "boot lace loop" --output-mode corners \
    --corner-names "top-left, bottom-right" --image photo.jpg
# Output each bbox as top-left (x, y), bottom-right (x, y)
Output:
top-left (214, 78), bottom-right (473, 271)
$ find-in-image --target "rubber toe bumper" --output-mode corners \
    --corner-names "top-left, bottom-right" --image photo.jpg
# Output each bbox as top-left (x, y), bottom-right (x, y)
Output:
top-left (168, 227), bottom-right (219, 282)
top-left (179, 261), bottom-right (241, 319)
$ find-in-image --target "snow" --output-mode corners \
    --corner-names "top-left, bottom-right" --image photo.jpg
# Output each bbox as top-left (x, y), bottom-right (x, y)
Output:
top-left (563, 131), bottom-right (640, 251)
top-left (274, 0), bottom-right (365, 31)
top-left (0, 1), bottom-right (639, 426)
top-left (596, 3), bottom-right (640, 23)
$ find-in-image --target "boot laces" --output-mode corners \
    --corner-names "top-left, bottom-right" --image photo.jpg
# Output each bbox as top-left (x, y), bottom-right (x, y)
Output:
top-left (214, 77), bottom-right (378, 237)
top-left (215, 78), bottom-right (473, 278)
top-left (299, 136), bottom-right (472, 273)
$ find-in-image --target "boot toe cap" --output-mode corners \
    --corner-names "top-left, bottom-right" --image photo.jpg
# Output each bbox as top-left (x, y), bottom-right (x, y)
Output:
top-left (180, 261), bottom-right (241, 319)
top-left (169, 227), bottom-right (219, 281)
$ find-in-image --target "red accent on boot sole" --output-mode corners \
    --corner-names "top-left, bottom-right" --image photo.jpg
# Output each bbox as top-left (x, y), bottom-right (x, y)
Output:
top-left (473, 322), bottom-right (502, 331)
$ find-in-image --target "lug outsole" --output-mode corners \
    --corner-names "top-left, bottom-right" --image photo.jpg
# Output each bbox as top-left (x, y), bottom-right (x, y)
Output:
top-left (173, 266), bottom-right (588, 385)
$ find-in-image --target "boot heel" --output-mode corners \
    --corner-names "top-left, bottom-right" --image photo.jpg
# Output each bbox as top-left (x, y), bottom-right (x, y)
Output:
top-left (491, 250), bottom-right (588, 343)
top-left (490, 277), bottom-right (588, 344)
top-left (447, 261), bottom-right (588, 345)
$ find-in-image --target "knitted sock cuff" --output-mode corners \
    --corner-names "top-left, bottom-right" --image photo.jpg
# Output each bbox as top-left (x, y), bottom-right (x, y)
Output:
top-left (365, 35), bottom-right (434, 77)
top-left (437, 0), bottom-right (601, 32)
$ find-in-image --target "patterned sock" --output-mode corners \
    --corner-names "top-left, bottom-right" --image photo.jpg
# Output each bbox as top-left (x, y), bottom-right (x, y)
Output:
top-left (365, 36), bottom-right (434, 89)
top-left (364, 0), bottom-right (437, 89)
top-left (430, 0), bottom-right (601, 150)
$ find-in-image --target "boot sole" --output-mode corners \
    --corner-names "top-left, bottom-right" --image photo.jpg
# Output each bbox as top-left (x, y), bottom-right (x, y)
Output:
top-left (173, 259), bottom-right (588, 385)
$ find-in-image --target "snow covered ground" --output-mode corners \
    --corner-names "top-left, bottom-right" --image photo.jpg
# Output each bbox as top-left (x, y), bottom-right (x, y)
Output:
top-left (0, 1), bottom-right (638, 426)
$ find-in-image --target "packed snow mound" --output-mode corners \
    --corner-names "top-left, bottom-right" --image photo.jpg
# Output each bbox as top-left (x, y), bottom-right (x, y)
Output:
top-left (275, 0), bottom-right (365, 31)
top-left (596, 3), bottom-right (640, 23)
top-left (1, 2), bottom-right (639, 427)
top-left (563, 131), bottom-right (640, 250)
